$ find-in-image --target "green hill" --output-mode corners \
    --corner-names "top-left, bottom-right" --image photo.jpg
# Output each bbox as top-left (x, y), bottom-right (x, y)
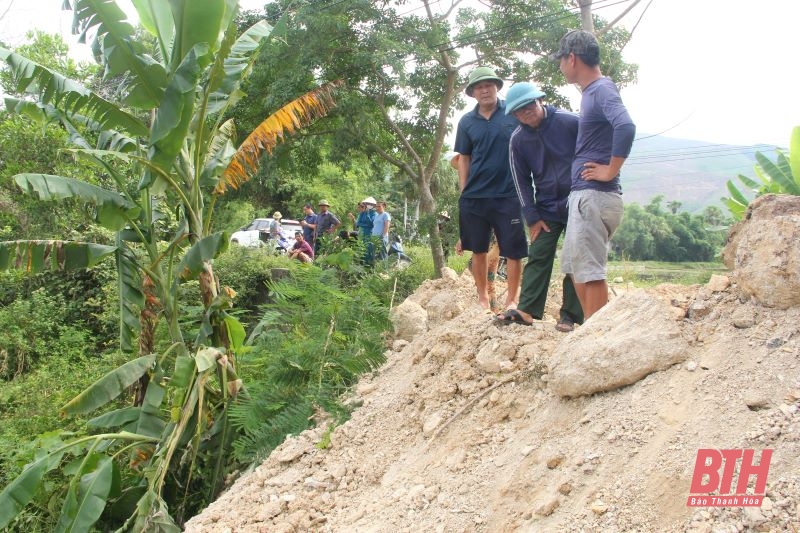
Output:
top-left (621, 136), bottom-right (779, 212)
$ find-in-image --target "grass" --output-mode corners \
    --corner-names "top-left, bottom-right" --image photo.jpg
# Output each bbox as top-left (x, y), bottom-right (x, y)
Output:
top-left (607, 259), bottom-right (728, 286)
top-left (413, 243), bottom-right (726, 287)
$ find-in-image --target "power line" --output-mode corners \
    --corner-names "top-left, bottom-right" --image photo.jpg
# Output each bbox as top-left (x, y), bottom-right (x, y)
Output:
top-left (627, 151), bottom-right (771, 165)
top-left (626, 145), bottom-right (775, 165)
top-left (630, 142), bottom-right (775, 156)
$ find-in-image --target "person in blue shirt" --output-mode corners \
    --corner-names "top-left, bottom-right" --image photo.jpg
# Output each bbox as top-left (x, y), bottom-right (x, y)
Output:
top-left (454, 66), bottom-right (527, 314)
top-left (348, 198), bottom-right (376, 262)
top-left (499, 82), bottom-right (584, 331)
top-left (300, 203), bottom-right (318, 246)
top-left (552, 30), bottom-right (635, 319)
top-left (356, 197), bottom-right (377, 240)
top-left (369, 200), bottom-right (392, 262)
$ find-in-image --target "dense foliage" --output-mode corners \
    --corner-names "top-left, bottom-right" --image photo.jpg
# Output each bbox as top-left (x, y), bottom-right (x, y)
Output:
top-left (0, 0), bottom-right (342, 529)
top-left (611, 197), bottom-right (730, 262)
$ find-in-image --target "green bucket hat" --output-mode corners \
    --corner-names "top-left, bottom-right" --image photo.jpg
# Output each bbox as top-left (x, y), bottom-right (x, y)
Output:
top-left (465, 66), bottom-right (503, 97)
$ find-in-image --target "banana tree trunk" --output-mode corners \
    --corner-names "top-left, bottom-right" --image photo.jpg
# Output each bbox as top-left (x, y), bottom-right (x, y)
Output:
top-left (134, 274), bottom-right (160, 406)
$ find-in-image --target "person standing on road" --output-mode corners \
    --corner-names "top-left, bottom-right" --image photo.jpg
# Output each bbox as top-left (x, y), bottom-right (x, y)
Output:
top-left (552, 30), bottom-right (635, 319)
top-left (454, 66), bottom-right (527, 314)
top-left (499, 81), bottom-right (584, 331)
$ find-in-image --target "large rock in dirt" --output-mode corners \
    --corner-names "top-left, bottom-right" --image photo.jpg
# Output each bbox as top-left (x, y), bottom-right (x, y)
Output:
top-left (390, 299), bottom-right (428, 341)
top-left (548, 290), bottom-right (688, 397)
top-left (722, 194), bottom-right (800, 309)
top-left (426, 291), bottom-right (466, 326)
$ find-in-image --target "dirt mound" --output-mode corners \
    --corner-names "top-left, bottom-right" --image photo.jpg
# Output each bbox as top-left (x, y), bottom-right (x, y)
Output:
top-left (186, 197), bottom-right (800, 533)
top-left (186, 275), bottom-right (799, 532)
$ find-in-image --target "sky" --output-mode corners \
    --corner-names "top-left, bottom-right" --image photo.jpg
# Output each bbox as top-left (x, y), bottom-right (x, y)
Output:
top-left (1, 0), bottom-right (798, 148)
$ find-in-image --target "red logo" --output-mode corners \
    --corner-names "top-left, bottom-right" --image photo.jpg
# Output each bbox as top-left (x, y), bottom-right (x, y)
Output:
top-left (687, 449), bottom-right (772, 507)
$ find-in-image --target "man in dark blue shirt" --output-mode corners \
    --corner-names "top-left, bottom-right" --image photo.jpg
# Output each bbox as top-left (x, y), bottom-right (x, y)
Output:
top-left (300, 203), bottom-right (318, 245)
top-left (500, 82), bottom-right (583, 331)
top-left (552, 30), bottom-right (635, 319)
top-left (454, 66), bottom-right (528, 314)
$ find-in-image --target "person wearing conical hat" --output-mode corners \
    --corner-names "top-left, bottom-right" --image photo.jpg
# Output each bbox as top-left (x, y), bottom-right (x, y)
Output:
top-left (314, 200), bottom-right (341, 253)
top-left (269, 210), bottom-right (282, 239)
top-left (455, 66), bottom-right (527, 315)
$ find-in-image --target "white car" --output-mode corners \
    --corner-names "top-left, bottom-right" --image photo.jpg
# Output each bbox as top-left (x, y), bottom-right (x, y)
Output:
top-left (229, 218), bottom-right (304, 249)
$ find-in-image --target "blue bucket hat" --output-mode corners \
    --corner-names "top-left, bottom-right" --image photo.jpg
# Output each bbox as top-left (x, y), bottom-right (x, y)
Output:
top-left (505, 82), bottom-right (546, 114)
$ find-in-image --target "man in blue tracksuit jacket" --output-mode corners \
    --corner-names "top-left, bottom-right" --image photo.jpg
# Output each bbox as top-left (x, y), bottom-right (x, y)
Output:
top-left (499, 81), bottom-right (583, 331)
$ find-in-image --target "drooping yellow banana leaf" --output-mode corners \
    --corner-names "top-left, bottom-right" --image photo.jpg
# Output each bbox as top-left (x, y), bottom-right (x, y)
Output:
top-left (215, 80), bottom-right (342, 194)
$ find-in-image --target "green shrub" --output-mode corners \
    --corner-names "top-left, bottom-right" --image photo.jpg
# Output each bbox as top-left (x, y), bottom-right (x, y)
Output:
top-left (0, 349), bottom-right (126, 533)
top-left (0, 288), bottom-right (98, 379)
top-left (231, 259), bottom-right (391, 462)
top-left (213, 246), bottom-right (290, 318)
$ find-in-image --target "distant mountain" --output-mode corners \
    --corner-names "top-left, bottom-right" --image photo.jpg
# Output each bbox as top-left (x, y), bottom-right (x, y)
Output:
top-left (621, 135), bottom-right (780, 212)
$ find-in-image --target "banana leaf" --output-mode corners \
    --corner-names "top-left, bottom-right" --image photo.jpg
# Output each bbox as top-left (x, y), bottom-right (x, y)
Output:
top-left (726, 179), bottom-right (750, 206)
top-left (199, 119), bottom-right (237, 188)
top-left (0, 240), bottom-right (116, 272)
top-left (141, 43), bottom-right (207, 187)
top-left (224, 315), bottom-right (246, 352)
top-left (61, 354), bottom-right (156, 415)
top-left (3, 97), bottom-right (62, 127)
top-left (216, 81), bottom-right (342, 194)
top-left (205, 20), bottom-right (272, 116)
top-left (116, 242), bottom-right (144, 353)
top-left (774, 153), bottom-right (800, 195)
top-left (131, 379), bottom-right (167, 438)
top-left (756, 151), bottom-right (800, 195)
top-left (0, 456), bottom-right (50, 529)
top-left (130, 0), bottom-right (174, 62)
top-left (64, 0), bottom-right (167, 108)
top-left (129, 489), bottom-right (180, 533)
top-left (168, 0), bottom-right (234, 69)
top-left (735, 173), bottom-right (760, 191)
top-left (0, 47), bottom-right (148, 137)
top-left (54, 454), bottom-right (114, 533)
top-left (175, 232), bottom-right (228, 283)
top-left (15, 174), bottom-right (140, 231)
top-left (87, 407), bottom-right (141, 429)
top-left (7, 97), bottom-right (138, 157)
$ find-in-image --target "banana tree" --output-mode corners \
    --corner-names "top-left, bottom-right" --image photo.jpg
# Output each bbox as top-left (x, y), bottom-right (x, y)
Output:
top-left (723, 126), bottom-right (800, 219)
top-left (0, 0), bottom-right (339, 530)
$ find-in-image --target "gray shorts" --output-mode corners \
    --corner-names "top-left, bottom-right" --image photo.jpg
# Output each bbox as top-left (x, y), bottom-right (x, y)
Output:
top-left (561, 189), bottom-right (623, 283)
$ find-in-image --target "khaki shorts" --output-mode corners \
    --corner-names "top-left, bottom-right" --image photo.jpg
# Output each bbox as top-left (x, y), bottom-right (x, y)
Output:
top-left (561, 189), bottom-right (623, 283)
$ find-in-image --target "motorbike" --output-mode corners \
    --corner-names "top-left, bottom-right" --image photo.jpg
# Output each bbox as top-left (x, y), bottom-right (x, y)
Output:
top-left (387, 234), bottom-right (412, 266)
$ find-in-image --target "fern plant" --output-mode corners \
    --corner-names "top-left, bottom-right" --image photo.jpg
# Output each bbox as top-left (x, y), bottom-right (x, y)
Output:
top-left (723, 126), bottom-right (800, 219)
top-left (230, 261), bottom-right (389, 463)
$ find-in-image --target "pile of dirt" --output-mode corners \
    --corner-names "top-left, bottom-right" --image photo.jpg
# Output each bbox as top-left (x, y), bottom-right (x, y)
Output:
top-left (186, 195), bottom-right (800, 532)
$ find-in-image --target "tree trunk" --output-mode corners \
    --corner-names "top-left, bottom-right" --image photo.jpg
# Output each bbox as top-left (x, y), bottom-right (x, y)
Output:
top-left (134, 274), bottom-right (159, 406)
top-left (418, 177), bottom-right (446, 277)
top-left (578, 0), bottom-right (594, 31)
